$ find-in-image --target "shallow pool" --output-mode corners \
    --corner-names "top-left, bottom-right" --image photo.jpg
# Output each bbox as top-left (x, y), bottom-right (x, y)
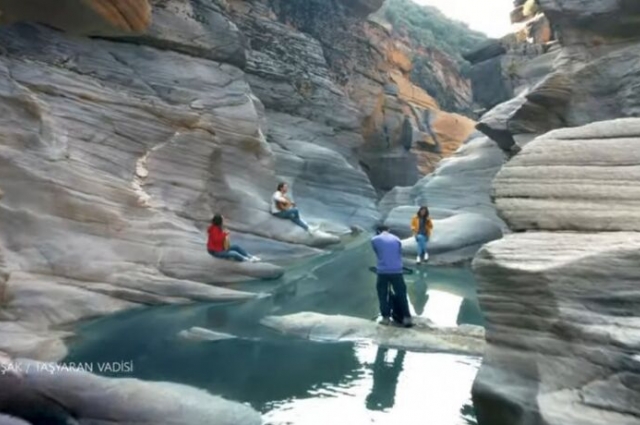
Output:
top-left (65, 238), bottom-right (483, 425)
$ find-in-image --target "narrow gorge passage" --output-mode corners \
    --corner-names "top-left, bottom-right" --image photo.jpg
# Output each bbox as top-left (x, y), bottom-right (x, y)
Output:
top-left (3, 0), bottom-right (638, 424)
top-left (65, 237), bottom-right (483, 425)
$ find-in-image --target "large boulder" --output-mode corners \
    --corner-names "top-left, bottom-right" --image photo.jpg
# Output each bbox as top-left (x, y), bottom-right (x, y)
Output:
top-left (493, 119), bottom-right (640, 232)
top-left (473, 232), bottom-right (640, 425)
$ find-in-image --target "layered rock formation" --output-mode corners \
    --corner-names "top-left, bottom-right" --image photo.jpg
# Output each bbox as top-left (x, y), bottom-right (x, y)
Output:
top-left (0, 0), bottom-right (487, 362)
top-left (474, 230), bottom-right (640, 425)
top-left (236, 0), bottom-right (479, 192)
top-left (0, 0), bottom-right (152, 35)
top-left (493, 119), bottom-right (640, 232)
top-left (473, 119), bottom-right (640, 425)
top-left (475, 0), bottom-right (640, 152)
top-left (473, 44), bottom-right (640, 425)
top-left (0, 20), bottom-right (290, 361)
top-left (470, 3), bottom-right (640, 424)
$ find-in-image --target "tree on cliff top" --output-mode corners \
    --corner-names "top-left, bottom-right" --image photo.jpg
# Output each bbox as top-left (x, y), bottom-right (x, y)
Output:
top-left (381, 0), bottom-right (487, 66)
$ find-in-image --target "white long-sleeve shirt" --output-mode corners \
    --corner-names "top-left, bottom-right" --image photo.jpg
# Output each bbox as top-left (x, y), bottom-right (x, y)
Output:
top-left (271, 191), bottom-right (289, 214)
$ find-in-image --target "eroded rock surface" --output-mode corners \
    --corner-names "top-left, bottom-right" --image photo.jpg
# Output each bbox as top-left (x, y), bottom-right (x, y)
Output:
top-left (0, 357), bottom-right (262, 425)
top-left (0, 21), bottom-right (286, 361)
top-left (473, 232), bottom-right (640, 425)
top-left (262, 312), bottom-right (485, 355)
top-left (493, 119), bottom-right (640, 232)
top-left (0, 0), bottom-right (485, 371)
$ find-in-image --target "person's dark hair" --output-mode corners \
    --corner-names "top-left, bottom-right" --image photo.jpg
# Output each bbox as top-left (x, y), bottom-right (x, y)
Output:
top-left (417, 206), bottom-right (430, 218)
top-left (212, 214), bottom-right (223, 227)
top-left (375, 224), bottom-right (390, 234)
top-left (277, 182), bottom-right (287, 191)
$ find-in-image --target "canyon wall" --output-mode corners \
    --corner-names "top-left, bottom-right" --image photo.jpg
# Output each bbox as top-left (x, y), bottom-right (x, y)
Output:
top-left (0, 0), bottom-right (482, 361)
top-left (472, 1), bottom-right (640, 424)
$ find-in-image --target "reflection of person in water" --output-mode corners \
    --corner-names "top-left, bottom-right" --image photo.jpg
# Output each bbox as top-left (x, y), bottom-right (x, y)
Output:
top-left (273, 282), bottom-right (298, 305)
top-left (408, 268), bottom-right (429, 316)
top-left (205, 307), bottom-right (229, 328)
top-left (456, 298), bottom-right (484, 327)
top-left (366, 348), bottom-right (406, 411)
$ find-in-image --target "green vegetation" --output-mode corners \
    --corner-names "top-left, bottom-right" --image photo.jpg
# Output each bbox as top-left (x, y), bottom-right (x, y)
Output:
top-left (381, 0), bottom-right (488, 66)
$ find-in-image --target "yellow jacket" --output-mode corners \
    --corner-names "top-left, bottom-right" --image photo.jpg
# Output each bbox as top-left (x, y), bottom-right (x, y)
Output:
top-left (411, 215), bottom-right (433, 236)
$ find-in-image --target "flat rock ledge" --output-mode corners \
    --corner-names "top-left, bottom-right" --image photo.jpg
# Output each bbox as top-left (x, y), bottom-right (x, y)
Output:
top-left (261, 312), bottom-right (485, 356)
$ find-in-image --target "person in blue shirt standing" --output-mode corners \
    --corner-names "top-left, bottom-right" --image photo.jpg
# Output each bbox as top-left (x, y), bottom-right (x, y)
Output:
top-left (371, 225), bottom-right (412, 327)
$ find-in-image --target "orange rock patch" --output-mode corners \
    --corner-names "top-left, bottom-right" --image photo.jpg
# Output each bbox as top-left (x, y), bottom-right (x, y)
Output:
top-left (85, 0), bottom-right (152, 33)
top-left (390, 70), bottom-right (439, 111)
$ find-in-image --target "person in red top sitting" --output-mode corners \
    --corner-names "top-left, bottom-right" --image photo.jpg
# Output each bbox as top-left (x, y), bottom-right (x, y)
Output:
top-left (207, 214), bottom-right (260, 263)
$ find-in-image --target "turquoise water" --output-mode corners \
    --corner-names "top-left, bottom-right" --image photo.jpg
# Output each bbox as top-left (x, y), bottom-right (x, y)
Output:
top-left (65, 238), bottom-right (483, 424)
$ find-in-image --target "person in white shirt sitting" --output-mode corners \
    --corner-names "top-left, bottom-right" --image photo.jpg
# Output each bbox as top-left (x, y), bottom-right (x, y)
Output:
top-left (271, 182), bottom-right (310, 231)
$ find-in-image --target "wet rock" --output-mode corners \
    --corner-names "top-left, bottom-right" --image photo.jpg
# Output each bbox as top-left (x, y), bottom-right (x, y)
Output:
top-left (493, 118), bottom-right (640, 232)
top-left (261, 312), bottom-right (485, 355)
top-left (0, 358), bottom-right (262, 425)
top-left (473, 232), bottom-right (640, 425)
top-left (178, 327), bottom-right (236, 342)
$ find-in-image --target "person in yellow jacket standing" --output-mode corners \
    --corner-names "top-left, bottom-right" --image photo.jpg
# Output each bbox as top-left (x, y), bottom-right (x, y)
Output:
top-left (411, 207), bottom-right (433, 264)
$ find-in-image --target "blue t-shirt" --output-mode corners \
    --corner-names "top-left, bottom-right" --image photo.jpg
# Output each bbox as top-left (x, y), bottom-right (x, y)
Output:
top-left (371, 232), bottom-right (403, 275)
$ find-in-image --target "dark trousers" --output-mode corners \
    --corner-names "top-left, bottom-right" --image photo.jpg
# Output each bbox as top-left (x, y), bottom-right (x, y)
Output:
top-left (376, 273), bottom-right (411, 320)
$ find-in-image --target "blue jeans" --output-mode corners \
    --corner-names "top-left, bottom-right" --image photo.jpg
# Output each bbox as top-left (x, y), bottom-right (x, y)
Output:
top-left (273, 208), bottom-right (309, 231)
top-left (209, 245), bottom-right (250, 262)
top-left (416, 234), bottom-right (429, 259)
top-left (376, 273), bottom-right (411, 321)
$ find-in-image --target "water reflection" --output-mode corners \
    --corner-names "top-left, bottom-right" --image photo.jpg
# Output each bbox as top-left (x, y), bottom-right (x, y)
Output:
top-left (263, 344), bottom-right (481, 425)
top-left (405, 266), bottom-right (484, 327)
top-left (366, 348), bottom-right (406, 412)
top-left (407, 269), bottom-right (429, 316)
